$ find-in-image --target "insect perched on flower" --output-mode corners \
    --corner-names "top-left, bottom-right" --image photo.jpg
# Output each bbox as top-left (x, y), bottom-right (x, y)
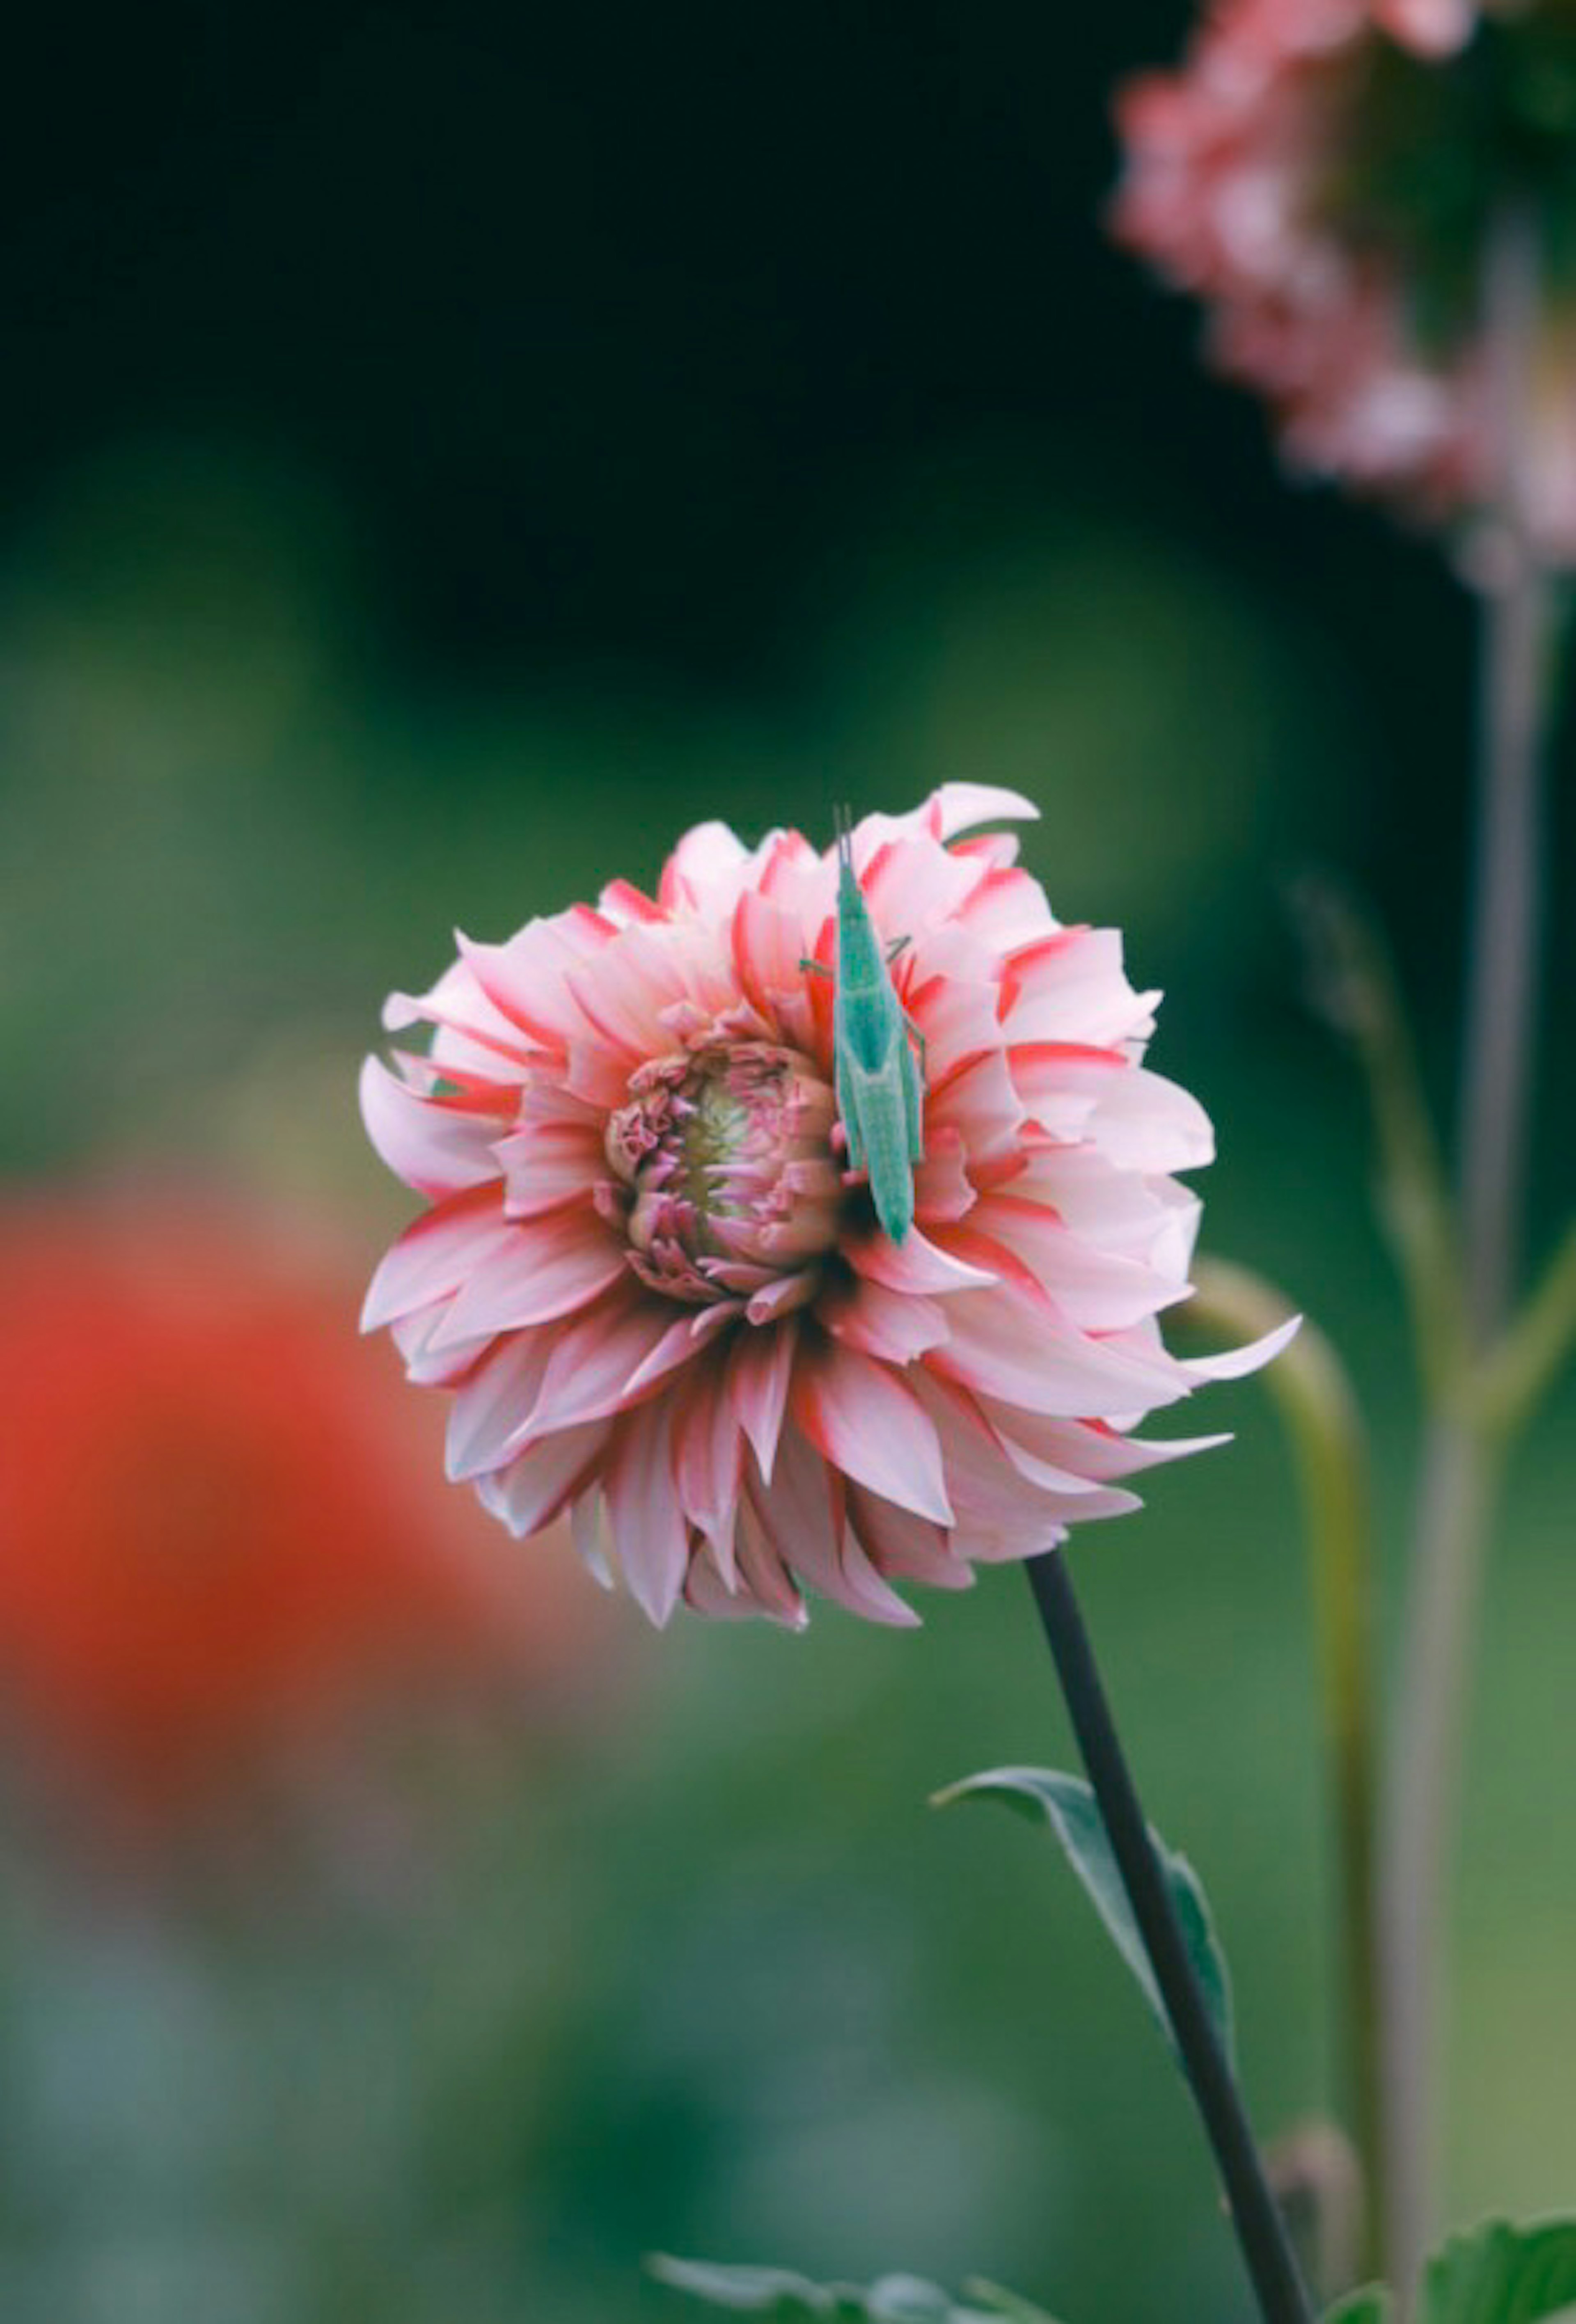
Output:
top-left (809, 805), bottom-right (925, 1247)
top-left (360, 789), bottom-right (1292, 1628)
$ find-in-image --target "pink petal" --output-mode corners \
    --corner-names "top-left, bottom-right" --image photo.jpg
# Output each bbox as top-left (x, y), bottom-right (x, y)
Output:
top-left (564, 1038), bottom-right (638, 1112)
top-left (428, 1207), bottom-right (627, 1348)
top-left (732, 889), bottom-right (817, 1035)
top-left (924, 782), bottom-right (1040, 840)
top-left (494, 1120), bottom-right (606, 1219)
top-left (446, 1330), bottom-right (555, 1479)
top-left (845, 1486), bottom-right (974, 1592)
top-left (563, 925), bottom-right (696, 1059)
top-left (756, 827), bottom-right (824, 900)
top-left (859, 835), bottom-right (980, 945)
top-left (994, 1406), bottom-right (1233, 1482)
top-left (1181, 1312), bottom-right (1301, 1382)
top-left (965, 1194), bottom-right (1186, 1330)
top-left (836, 1528), bottom-right (923, 1624)
top-left (731, 1506), bottom-right (809, 1626)
top-left (390, 1296), bottom-right (492, 1387)
top-left (847, 1223), bottom-right (998, 1298)
top-left (989, 1428), bottom-right (1142, 1521)
top-left (751, 1430), bottom-right (920, 1627)
top-left (1001, 927), bottom-right (1159, 1049)
top-left (390, 1049), bottom-right (522, 1115)
top-left (360, 1184), bottom-right (515, 1333)
top-left (683, 1543), bottom-right (756, 1620)
top-left (598, 876), bottom-right (664, 925)
top-left (623, 1302), bottom-right (738, 1400)
top-left (1082, 1063), bottom-right (1215, 1173)
top-left (571, 1492), bottom-right (614, 1587)
top-left (978, 1410), bottom-right (1140, 1499)
top-left (928, 1284), bottom-right (1189, 1419)
top-left (523, 1284), bottom-right (693, 1435)
top-left (359, 1055), bottom-right (504, 1199)
top-left (729, 1321), bottom-right (797, 1482)
top-left (913, 1378), bottom-right (1081, 1557)
top-left (912, 1127), bottom-right (977, 1225)
top-left (905, 970), bottom-right (1005, 1087)
top-left (1014, 1144), bottom-right (1200, 1278)
top-left (604, 1401), bottom-right (692, 1626)
top-left (924, 1047), bottom-right (1025, 1169)
top-left (823, 1278), bottom-right (950, 1364)
top-left (744, 1270), bottom-right (820, 1325)
top-left (513, 1073), bottom-right (606, 1132)
top-left (456, 922), bottom-right (604, 1052)
top-left (950, 829), bottom-right (1020, 869)
top-left (673, 1358), bottom-right (746, 1574)
top-left (659, 819), bottom-right (751, 914)
top-left (383, 957), bottom-right (538, 1069)
top-left (477, 1418), bottom-right (612, 1537)
top-left (1008, 1043), bottom-right (1124, 1143)
top-left (955, 863), bottom-right (1057, 951)
top-left (792, 1344), bottom-right (954, 1525)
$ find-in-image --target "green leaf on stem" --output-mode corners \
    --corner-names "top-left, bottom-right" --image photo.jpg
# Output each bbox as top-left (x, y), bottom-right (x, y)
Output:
top-left (1323, 2290), bottom-right (1390, 2324)
top-left (1321, 2217), bottom-right (1576, 2324)
top-left (1477, 1214), bottom-right (1576, 1439)
top-left (1418, 2219), bottom-right (1576, 2324)
top-left (930, 1766), bottom-right (1234, 2066)
top-left (647, 2257), bottom-right (1063, 2323)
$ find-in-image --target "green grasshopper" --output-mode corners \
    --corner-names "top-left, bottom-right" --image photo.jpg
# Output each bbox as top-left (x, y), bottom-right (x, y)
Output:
top-left (804, 807), bottom-right (926, 1244)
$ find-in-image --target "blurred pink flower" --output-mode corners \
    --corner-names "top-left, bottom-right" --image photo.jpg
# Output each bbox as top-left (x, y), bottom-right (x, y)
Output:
top-left (1113, 0), bottom-right (1576, 556)
top-left (361, 788), bottom-right (1291, 1629)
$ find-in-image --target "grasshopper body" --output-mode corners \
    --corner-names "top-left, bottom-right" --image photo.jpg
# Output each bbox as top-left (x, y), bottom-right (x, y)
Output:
top-left (828, 810), bottom-right (924, 1244)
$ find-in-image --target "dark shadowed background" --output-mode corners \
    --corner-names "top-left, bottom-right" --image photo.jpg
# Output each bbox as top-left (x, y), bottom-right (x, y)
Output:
top-left (0, 7), bottom-right (1571, 2322)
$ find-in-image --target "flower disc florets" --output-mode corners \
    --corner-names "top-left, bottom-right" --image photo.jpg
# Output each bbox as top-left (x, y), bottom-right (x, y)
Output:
top-left (605, 1033), bottom-right (841, 1307)
top-left (360, 788), bottom-right (1290, 1628)
top-left (1115, 0), bottom-right (1576, 557)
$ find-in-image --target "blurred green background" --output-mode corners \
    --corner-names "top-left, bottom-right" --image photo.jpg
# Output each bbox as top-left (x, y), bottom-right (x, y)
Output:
top-left (1, 5), bottom-right (1573, 2321)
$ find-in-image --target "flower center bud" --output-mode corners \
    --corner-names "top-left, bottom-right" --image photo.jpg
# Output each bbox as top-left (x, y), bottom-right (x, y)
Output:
top-left (604, 1040), bottom-right (842, 1309)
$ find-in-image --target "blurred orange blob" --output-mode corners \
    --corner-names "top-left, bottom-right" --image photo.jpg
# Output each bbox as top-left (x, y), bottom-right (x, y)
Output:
top-left (0, 1191), bottom-right (620, 1849)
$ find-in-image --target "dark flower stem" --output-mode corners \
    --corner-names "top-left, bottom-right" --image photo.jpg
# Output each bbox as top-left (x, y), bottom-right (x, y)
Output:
top-left (1026, 1550), bottom-right (1314, 2324)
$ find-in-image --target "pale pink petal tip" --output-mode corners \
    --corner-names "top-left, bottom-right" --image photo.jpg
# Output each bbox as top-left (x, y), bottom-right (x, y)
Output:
top-left (1183, 1313), bottom-right (1302, 1384)
top-left (359, 786), bottom-right (1280, 1626)
top-left (930, 781), bottom-right (1041, 835)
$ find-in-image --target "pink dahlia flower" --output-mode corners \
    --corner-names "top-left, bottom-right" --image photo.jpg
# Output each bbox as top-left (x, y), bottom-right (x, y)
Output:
top-left (1113, 0), bottom-right (1576, 559)
top-left (360, 788), bottom-right (1291, 1628)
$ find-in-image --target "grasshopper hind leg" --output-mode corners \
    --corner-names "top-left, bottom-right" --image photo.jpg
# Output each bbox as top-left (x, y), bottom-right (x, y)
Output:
top-left (835, 1049), bottom-right (866, 1172)
top-left (899, 1021), bottom-right (925, 1164)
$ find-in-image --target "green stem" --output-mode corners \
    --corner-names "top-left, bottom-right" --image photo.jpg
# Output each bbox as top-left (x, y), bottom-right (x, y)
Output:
top-left (1380, 1411), bottom-right (1499, 2304)
top-left (1026, 1552), bottom-right (1315, 2324)
top-left (1188, 1259), bottom-right (1381, 2275)
top-left (1292, 881), bottom-right (1467, 1399)
top-left (1477, 1215), bottom-right (1576, 1438)
top-left (1379, 201), bottom-right (1553, 2307)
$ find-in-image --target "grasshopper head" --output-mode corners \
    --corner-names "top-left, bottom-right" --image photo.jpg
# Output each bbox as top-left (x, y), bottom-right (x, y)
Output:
top-left (832, 801), bottom-right (855, 874)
